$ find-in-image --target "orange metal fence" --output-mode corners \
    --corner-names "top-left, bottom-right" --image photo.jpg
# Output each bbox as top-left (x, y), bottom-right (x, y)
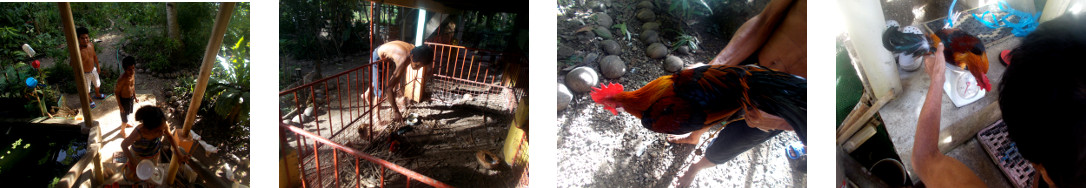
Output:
top-left (282, 124), bottom-right (453, 188)
top-left (280, 41), bottom-right (526, 187)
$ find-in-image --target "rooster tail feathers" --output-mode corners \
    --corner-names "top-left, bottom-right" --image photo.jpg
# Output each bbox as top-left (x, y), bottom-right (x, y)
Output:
top-left (746, 68), bottom-right (807, 143)
top-left (757, 95), bottom-right (808, 143)
top-left (883, 24), bottom-right (934, 56)
top-left (883, 26), bottom-right (900, 51)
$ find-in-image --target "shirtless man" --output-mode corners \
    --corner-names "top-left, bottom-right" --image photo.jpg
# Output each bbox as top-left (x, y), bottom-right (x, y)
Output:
top-left (672, 0), bottom-right (806, 186)
top-left (363, 41), bottom-right (434, 129)
top-left (911, 14), bottom-right (1086, 187)
top-left (77, 27), bottom-right (106, 102)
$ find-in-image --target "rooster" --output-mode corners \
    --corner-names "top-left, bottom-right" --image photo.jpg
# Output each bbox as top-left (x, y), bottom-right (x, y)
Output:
top-left (931, 28), bottom-right (992, 91)
top-left (590, 65), bottom-right (806, 141)
top-left (882, 20), bottom-right (935, 69)
top-left (882, 18), bottom-right (992, 91)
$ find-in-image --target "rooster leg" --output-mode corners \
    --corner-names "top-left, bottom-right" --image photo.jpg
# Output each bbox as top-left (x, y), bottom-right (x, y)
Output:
top-left (667, 126), bottom-right (712, 145)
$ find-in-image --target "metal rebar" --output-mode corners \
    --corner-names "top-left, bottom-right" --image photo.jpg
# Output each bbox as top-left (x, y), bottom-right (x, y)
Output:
top-left (315, 141), bottom-right (322, 188)
top-left (334, 149), bottom-right (340, 187)
top-left (283, 124), bottom-right (453, 188)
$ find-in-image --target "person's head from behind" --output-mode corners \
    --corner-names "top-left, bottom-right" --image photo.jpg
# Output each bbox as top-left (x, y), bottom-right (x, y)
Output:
top-left (76, 27), bottom-right (90, 48)
top-left (123, 56), bottom-right (136, 72)
top-left (410, 45), bottom-right (434, 67)
top-left (999, 13), bottom-right (1086, 187)
top-left (135, 106), bottom-right (167, 137)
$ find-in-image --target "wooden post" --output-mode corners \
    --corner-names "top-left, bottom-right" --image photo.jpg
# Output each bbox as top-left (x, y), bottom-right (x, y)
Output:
top-left (369, 1), bottom-right (377, 141)
top-left (57, 2), bottom-right (102, 184)
top-left (165, 2), bottom-right (235, 184)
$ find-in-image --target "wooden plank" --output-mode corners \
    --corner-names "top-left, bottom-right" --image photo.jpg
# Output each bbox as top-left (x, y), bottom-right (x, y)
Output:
top-left (838, 91), bottom-right (893, 145)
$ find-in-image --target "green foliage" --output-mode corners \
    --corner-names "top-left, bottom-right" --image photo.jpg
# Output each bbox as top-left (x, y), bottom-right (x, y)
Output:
top-left (123, 28), bottom-right (181, 72)
top-left (460, 12), bottom-right (519, 50)
top-left (110, 3), bottom-right (165, 27)
top-left (0, 3), bottom-right (100, 64)
top-left (280, 0), bottom-right (368, 59)
top-left (671, 34), bottom-right (700, 51)
top-left (174, 75), bottom-right (195, 97)
top-left (225, 3), bottom-right (250, 59)
top-left (0, 2), bottom-right (250, 118)
top-left (612, 23), bottom-right (630, 41)
top-left (559, 0), bottom-right (574, 7)
top-left (0, 61), bottom-right (63, 116)
top-left (669, 0), bottom-right (714, 20)
top-left (0, 62), bottom-right (37, 97)
top-left (120, 2), bottom-right (247, 72)
top-left (70, 3), bottom-right (115, 30)
top-left (564, 54), bottom-right (583, 67)
top-left (43, 59), bottom-right (74, 92)
top-left (205, 29), bottom-right (249, 126)
top-left (96, 62), bottom-right (117, 95)
top-left (194, 31), bottom-right (250, 155)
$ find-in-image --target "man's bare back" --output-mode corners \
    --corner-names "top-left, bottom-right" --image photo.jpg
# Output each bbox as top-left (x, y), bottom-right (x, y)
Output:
top-left (365, 41), bottom-right (433, 126)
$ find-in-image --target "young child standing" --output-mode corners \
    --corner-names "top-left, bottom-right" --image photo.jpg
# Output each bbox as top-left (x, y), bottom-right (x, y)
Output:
top-left (117, 56), bottom-right (138, 137)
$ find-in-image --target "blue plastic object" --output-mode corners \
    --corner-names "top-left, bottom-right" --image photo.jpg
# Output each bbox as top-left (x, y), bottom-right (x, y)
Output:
top-left (786, 142), bottom-right (806, 160)
top-left (947, 0), bottom-right (959, 28)
top-left (25, 77), bottom-right (36, 88)
top-left (973, 1), bottom-right (1041, 37)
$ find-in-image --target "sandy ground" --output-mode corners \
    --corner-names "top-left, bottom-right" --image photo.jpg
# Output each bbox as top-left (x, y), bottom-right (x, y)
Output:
top-left (558, 97), bottom-right (805, 188)
top-left (556, 0), bottom-right (805, 187)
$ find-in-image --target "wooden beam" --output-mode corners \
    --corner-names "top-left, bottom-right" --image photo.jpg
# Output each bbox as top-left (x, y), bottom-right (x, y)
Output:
top-left (57, 2), bottom-right (102, 184)
top-left (167, 2), bottom-right (236, 184)
top-left (837, 90), bottom-right (893, 145)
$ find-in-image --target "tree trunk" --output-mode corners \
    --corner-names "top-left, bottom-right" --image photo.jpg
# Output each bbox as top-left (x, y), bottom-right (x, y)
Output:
top-left (166, 2), bottom-right (181, 43)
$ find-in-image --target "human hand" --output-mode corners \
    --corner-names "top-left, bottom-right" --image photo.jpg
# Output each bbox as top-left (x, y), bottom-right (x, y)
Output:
top-left (746, 109), bottom-right (791, 131)
top-left (924, 43), bottom-right (947, 84)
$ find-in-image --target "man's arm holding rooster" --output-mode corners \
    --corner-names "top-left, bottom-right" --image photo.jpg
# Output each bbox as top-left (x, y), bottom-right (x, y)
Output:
top-left (709, 0), bottom-right (794, 66)
top-left (911, 44), bottom-right (986, 187)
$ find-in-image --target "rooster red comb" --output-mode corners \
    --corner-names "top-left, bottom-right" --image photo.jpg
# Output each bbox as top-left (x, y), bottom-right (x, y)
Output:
top-left (590, 82), bottom-right (624, 115)
top-left (590, 83), bottom-right (623, 103)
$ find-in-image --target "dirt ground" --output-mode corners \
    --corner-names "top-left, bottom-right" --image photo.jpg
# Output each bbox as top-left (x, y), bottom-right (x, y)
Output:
top-left (280, 54), bottom-right (523, 187)
top-left (556, 0), bottom-right (806, 187)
